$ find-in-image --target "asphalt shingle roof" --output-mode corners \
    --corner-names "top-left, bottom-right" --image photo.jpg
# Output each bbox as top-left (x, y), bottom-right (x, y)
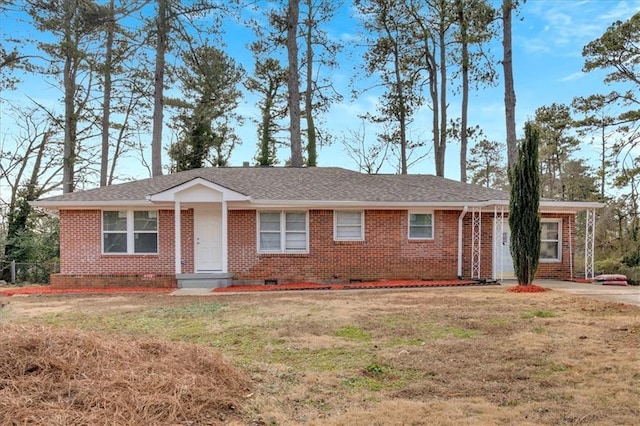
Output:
top-left (36, 167), bottom-right (510, 204)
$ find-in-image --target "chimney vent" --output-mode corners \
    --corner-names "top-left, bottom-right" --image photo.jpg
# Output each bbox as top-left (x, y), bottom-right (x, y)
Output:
top-left (242, 161), bottom-right (250, 168)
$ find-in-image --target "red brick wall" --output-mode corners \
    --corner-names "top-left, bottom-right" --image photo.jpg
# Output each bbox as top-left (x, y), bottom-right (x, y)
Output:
top-left (58, 209), bottom-right (180, 277)
top-left (537, 213), bottom-right (575, 279)
top-left (50, 274), bottom-right (176, 289)
top-left (52, 210), bottom-right (193, 287)
top-left (180, 209), bottom-right (195, 274)
top-left (57, 207), bottom-right (575, 286)
top-left (227, 209), bottom-right (460, 282)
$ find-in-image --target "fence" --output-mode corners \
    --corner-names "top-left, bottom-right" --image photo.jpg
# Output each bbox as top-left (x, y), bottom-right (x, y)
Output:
top-left (0, 260), bottom-right (60, 284)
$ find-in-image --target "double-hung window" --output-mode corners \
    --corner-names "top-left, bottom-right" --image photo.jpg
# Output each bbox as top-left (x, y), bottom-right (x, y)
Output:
top-left (540, 219), bottom-right (561, 261)
top-left (103, 210), bottom-right (158, 254)
top-left (408, 212), bottom-right (434, 239)
top-left (334, 211), bottom-right (364, 241)
top-left (258, 211), bottom-right (308, 253)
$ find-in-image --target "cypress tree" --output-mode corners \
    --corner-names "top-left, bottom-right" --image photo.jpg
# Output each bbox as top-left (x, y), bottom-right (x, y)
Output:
top-left (509, 122), bottom-right (541, 285)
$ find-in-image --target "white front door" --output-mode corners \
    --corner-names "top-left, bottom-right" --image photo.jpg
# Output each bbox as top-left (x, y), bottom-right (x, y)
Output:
top-left (194, 206), bottom-right (223, 272)
top-left (494, 218), bottom-right (515, 279)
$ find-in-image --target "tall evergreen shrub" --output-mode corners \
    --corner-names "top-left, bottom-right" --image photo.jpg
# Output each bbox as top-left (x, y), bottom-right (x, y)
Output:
top-left (509, 122), bottom-right (541, 285)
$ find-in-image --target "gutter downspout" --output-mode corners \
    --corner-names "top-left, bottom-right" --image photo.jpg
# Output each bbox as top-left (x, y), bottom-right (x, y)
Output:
top-left (457, 206), bottom-right (468, 278)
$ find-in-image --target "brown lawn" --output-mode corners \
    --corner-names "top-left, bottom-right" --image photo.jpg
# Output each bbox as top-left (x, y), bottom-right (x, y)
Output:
top-left (1, 287), bottom-right (639, 425)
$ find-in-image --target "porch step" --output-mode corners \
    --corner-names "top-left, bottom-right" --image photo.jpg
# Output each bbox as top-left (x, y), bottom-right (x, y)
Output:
top-left (177, 273), bottom-right (234, 289)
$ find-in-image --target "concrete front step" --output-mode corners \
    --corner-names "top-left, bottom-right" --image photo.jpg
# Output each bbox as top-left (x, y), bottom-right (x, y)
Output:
top-left (177, 273), bottom-right (234, 289)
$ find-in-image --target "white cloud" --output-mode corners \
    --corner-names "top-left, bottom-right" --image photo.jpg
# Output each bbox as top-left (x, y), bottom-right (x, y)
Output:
top-left (599, 1), bottom-right (640, 22)
top-left (560, 71), bottom-right (586, 82)
top-left (521, 0), bottom-right (637, 56)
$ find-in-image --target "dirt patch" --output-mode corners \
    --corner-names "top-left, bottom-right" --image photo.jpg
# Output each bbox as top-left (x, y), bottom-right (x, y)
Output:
top-left (0, 295), bottom-right (172, 317)
top-left (0, 286), bottom-right (171, 297)
top-left (0, 323), bottom-right (250, 425)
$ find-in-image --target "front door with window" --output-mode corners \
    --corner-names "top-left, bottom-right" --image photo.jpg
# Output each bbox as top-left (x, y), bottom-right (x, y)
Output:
top-left (194, 206), bottom-right (223, 272)
top-left (493, 218), bottom-right (515, 279)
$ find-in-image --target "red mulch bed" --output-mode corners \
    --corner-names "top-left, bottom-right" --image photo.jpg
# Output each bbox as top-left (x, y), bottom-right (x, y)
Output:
top-left (507, 284), bottom-right (549, 293)
top-left (0, 286), bottom-right (173, 297)
top-left (213, 279), bottom-right (492, 293)
top-left (1, 279), bottom-right (502, 296)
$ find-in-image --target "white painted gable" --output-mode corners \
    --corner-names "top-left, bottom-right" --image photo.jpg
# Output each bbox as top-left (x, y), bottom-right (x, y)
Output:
top-left (147, 178), bottom-right (250, 203)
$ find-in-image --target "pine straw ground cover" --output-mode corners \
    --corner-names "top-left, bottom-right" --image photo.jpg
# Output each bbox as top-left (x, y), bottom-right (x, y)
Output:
top-left (0, 323), bottom-right (250, 425)
top-left (1, 287), bottom-right (640, 425)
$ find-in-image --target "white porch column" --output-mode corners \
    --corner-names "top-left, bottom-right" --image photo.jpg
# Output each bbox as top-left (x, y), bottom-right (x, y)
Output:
top-left (494, 206), bottom-right (505, 281)
top-left (174, 200), bottom-right (182, 275)
top-left (221, 200), bottom-right (228, 273)
top-left (568, 214), bottom-right (574, 279)
top-left (471, 206), bottom-right (482, 279)
top-left (585, 208), bottom-right (596, 279)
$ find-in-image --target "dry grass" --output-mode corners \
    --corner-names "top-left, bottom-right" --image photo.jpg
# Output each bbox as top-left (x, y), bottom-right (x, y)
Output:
top-left (2, 287), bottom-right (640, 425)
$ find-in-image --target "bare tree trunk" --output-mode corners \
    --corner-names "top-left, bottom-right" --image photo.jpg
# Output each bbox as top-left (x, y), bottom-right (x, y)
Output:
top-left (435, 14), bottom-right (447, 177)
top-left (502, 0), bottom-right (517, 171)
top-left (100, 0), bottom-right (115, 186)
top-left (109, 93), bottom-right (138, 184)
top-left (3, 129), bottom-right (50, 273)
top-left (600, 124), bottom-right (606, 198)
top-left (258, 88), bottom-right (275, 165)
top-left (27, 131), bottom-right (49, 198)
top-left (151, 0), bottom-right (167, 176)
top-left (393, 41), bottom-right (407, 174)
top-left (62, 2), bottom-right (77, 194)
top-left (428, 47), bottom-right (439, 177)
top-left (458, 0), bottom-right (469, 183)
top-left (304, 0), bottom-right (316, 167)
top-left (378, 2), bottom-right (408, 174)
top-left (287, 0), bottom-right (303, 167)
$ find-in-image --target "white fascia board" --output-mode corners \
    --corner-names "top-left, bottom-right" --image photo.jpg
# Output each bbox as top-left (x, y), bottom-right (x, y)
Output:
top-left (230, 199), bottom-right (484, 210)
top-left (227, 198), bottom-right (604, 212)
top-left (540, 201), bottom-right (604, 212)
top-left (480, 199), bottom-right (603, 212)
top-left (30, 200), bottom-right (155, 210)
top-left (147, 177), bottom-right (250, 202)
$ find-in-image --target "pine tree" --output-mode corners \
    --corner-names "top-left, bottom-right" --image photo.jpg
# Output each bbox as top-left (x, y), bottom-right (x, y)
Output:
top-left (509, 122), bottom-right (541, 285)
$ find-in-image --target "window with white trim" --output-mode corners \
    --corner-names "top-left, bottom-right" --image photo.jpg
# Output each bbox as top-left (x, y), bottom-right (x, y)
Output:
top-left (540, 219), bottom-right (561, 261)
top-left (258, 211), bottom-right (308, 252)
top-left (408, 212), bottom-right (433, 239)
top-left (103, 210), bottom-right (158, 254)
top-left (334, 211), bottom-right (364, 241)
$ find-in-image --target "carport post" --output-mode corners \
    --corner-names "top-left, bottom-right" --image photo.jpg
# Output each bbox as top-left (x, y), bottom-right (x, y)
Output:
top-left (584, 208), bottom-right (596, 279)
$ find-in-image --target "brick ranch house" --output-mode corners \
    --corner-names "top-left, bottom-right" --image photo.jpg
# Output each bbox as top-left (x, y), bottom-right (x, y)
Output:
top-left (32, 167), bottom-right (601, 289)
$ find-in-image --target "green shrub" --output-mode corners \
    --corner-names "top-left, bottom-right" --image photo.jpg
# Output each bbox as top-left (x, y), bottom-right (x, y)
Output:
top-left (594, 258), bottom-right (640, 285)
top-left (622, 249), bottom-right (640, 267)
top-left (595, 257), bottom-right (624, 273)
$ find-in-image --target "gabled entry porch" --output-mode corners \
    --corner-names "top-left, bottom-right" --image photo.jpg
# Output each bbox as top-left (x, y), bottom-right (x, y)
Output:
top-left (146, 177), bottom-right (250, 288)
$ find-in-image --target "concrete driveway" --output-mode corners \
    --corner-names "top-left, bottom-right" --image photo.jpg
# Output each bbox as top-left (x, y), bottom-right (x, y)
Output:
top-left (506, 280), bottom-right (640, 307)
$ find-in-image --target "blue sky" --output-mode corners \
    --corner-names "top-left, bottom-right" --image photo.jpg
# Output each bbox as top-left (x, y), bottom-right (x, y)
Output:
top-left (226, 0), bottom-right (639, 178)
top-left (1, 0), bottom-right (639, 186)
